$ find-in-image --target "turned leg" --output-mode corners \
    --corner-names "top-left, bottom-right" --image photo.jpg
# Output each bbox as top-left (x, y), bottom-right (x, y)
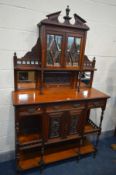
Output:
top-left (77, 72), bottom-right (82, 92)
top-left (76, 138), bottom-right (81, 162)
top-left (94, 108), bottom-right (105, 157)
top-left (39, 141), bottom-right (45, 173)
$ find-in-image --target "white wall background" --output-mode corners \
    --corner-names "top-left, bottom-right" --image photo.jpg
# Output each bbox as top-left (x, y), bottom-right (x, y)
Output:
top-left (0, 0), bottom-right (116, 155)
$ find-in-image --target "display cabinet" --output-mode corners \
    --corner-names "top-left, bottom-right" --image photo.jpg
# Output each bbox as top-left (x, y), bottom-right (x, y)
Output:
top-left (12, 6), bottom-right (110, 172)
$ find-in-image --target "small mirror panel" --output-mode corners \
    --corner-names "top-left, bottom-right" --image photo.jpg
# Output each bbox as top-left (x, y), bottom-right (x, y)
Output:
top-left (66, 36), bottom-right (81, 67)
top-left (17, 71), bottom-right (36, 89)
top-left (47, 34), bottom-right (62, 66)
top-left (80, 72), bottom-right (91, 88)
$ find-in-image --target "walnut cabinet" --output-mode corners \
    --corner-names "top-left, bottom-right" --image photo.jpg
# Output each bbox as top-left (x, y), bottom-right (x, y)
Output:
top-left (12, 6), bottom-right (110, 172)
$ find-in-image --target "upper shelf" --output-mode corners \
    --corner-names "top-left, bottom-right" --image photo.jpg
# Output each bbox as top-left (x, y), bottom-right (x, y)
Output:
top-left (14, 49), bottom-right (96, 71)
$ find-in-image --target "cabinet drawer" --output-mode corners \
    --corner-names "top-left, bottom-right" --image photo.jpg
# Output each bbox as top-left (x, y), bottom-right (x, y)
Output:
top-left (87, 100), bottom-right (106, 109)
top-left (46, 102), bottom-right (85, 113)
top-left (17, 105), bottom-right (42, 116)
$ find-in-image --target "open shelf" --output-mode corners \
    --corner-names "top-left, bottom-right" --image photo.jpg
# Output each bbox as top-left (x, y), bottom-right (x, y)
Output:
top-left (18, 133), bottom-right (42, 149)
top-left (18, 139), bottom-right (95, 171)
top-left (84, 119), bottom-right (99, 134)
top-left (44, 139), bottom-right (95, 164)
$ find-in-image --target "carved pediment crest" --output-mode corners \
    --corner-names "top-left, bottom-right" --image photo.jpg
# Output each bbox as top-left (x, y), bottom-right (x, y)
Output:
top-left (39, 6), bottom-right (89, 30)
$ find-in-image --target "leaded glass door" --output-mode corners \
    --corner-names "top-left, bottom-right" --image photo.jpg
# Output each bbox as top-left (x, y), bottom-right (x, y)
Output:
top-left (65, 34), bottom-right (83, 67)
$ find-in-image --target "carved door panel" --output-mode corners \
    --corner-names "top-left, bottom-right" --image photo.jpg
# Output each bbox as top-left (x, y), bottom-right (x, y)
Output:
top-left (69, 110), bottom-right (87, 136)
top-left (48, 112), bottom-right (63, 139)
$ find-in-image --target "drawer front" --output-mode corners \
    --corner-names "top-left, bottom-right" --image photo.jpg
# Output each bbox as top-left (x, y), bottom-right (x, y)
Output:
top-left (17, 105), bottom-right (42, 116)
top-left (46, 102), bottom-right (85, 113)
top-left (87, 99), bottom-right (106, 109)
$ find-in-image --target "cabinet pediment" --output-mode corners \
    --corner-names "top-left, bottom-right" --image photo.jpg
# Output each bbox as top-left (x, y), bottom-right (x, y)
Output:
top-left (39, 6), bottom-right (89, 30)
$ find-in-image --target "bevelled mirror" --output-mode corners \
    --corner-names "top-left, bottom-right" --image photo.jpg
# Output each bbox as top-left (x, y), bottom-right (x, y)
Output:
top-left (66, 36), bottom-right (81, 67)
top-left (17, 71), bottom-right (36, 89)
top-left (47, 34), bottom-right (62, 66)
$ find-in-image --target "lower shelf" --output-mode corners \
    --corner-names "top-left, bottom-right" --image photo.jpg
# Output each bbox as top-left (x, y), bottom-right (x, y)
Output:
top-left (18, 139), bottom-right (95, 171)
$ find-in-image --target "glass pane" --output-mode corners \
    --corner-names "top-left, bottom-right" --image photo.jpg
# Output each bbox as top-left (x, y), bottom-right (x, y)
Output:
top-left (66, 36), bottom-right (81, 67)
top-left (17, 71), bottom-right (36, 89)
top-left (47, 34), bottom-right (62, 66)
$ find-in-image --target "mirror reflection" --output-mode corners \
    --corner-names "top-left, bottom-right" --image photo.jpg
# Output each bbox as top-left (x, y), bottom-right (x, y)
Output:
top-left (80, 72), bottom-right (91, 87)
top-left (17, 71), bottom-right (36, 89)
top-left (47, 34), bottom-right (62, 66)
top-left (66, 36), bottom-right (81, 66)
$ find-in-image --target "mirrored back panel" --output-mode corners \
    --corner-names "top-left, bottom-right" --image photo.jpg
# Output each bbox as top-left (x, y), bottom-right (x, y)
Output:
top-left (17, 71), bottom-right (36, 89)
top-left (44, 71), bottom-right (71, 87)
top-left (79, 71), bottom-right (91, 88)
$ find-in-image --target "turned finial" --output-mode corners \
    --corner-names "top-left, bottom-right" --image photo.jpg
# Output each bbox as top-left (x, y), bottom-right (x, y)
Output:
top-left (93, 57), bottom-right (96, 63)
top-left (63, 5), bottom-right (72, 24)
top-left (14, 52), bottom-right (17, 58)
top-left (66, 5), bottom-right (70, 17)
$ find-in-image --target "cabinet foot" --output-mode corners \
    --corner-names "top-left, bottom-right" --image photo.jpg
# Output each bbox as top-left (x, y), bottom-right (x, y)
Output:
top-left (39, 159), bottom-right (45, 174)
top-left (93, 148), bottom-right (97, 158)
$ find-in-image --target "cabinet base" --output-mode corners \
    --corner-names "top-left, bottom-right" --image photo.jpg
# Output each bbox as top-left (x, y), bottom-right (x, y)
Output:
top-left (18, 139), bottom-right (95, 171)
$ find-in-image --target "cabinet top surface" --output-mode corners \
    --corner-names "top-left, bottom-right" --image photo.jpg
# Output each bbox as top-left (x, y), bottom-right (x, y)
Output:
top-left (12, 87), bottom-right (110, 106)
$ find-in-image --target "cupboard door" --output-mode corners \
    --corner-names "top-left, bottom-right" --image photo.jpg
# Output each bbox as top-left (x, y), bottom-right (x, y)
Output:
top-left (65, 33), bottom-right (84, 68)
top-left (48, 112), bottom-right (63, 139)
top-left (46, 32), bottom-right (64, 67)
top-left (69, 110), bottom-right (87, 136)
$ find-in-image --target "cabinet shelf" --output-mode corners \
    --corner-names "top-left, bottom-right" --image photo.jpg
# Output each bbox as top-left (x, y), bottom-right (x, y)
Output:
top-left (14, 66), bottom-right (96, 71)
top-left (18, 133), bottom-right (42, 149)
top-left (45, 140), bottom-right (95, 164)
top-left (14, 66), bottom-right (40, 71)
top-left (84, 119), bottom-right (99, 134)
top-left (18, 139), bottom-right (95, 171)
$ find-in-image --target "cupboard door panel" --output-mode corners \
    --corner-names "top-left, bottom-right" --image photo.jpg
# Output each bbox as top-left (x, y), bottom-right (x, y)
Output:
top-left (65, 33), bottom-right (84, 68)
top-left (48, 112), bottom-right (62, 139)
top-left (47, 34), bottom-right (62, 67)
top-left (69, 115), bottom-right (79, 134)
top-left (69, 110), bottom-right (87, 136)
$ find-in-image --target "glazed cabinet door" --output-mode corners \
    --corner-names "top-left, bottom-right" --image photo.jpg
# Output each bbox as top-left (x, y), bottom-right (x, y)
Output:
top-left (65, 32), bottom-right (85, 68)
